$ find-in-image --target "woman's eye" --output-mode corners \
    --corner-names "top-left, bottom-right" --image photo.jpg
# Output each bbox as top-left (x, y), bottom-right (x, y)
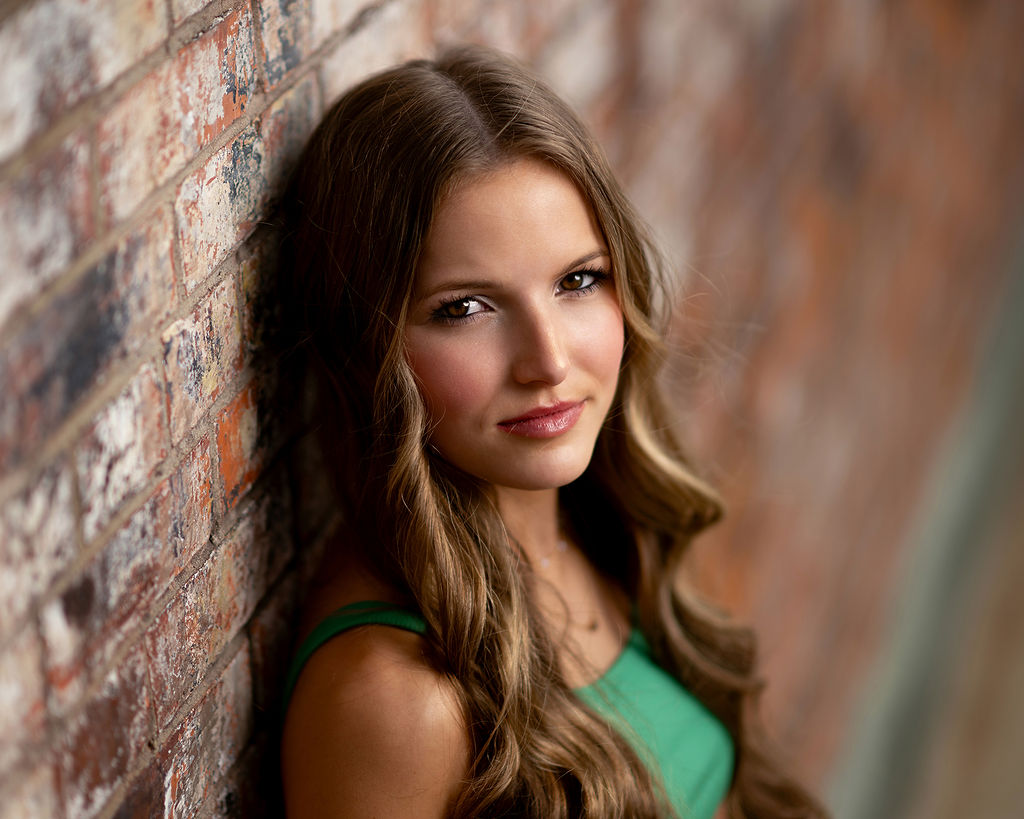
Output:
top-left (560, 269), bottom-right (604, 292)
top-left (433, 297), bottom-right (484, 321)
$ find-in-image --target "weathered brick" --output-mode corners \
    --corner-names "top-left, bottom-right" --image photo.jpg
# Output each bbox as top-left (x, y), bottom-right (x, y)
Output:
top-left (0, 207), bottom-right (175, 474)
top-left (0, 133), bottom-right (93, 331)
top-left (174, 124), bottom-right (268, 292)
top-left (0, 762), bottom-right (59, 819)
top-left (75, 362), bottom-right (170, 542)
top-left (320, 0), bottom-right (429, 103)
top-left (161, 278), bottom-right (243, 443)
top-left (216, 382), bottom-right (264, 513)
top-left (535, 0), bottom-right (618, 115)
top-left (260, 73), bottom-right (319, 202)
top-left (248, 570), bottom-right (298, 718)
top-left (258, 0), bottom-right (312, 88)
top-left (0, 461), bottom-right (77, 641)
top-left (159, 643), bottom-right (253, 819)
top-left (170, 0), bottom-right (215, 26)
top-left (39, 437), bottom-right (209, 711)
top-left (310, 0), bottom-right (364, 50)
top-left (0, 627), bottom-right (46, 776)
top-left (165, 434), bottom-right (215, 577)
top-left (237, 231), bottom-right (280, 353)
top-left (205, 732), bottom-right (279, 818)
top-left (0, 0), bottom-right (165, 163)
top-left (98, 8), bottom-right (256, 224)
top-left (111, 759), bottom-right (163, 819)
top-left (39, 435), bottom-right (209, 714)
top-left (56, 642), bottom-right (151, 819)
top-left (145, 513), bottom-right (271, 728)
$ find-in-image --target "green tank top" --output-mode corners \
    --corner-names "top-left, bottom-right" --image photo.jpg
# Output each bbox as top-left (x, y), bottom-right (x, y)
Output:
top-left (283, 601), bottom-right (734, 819)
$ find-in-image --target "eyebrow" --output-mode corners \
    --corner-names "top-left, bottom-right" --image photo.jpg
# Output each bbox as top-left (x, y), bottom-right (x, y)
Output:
top-left (415, 249), bottom-right (610, 301)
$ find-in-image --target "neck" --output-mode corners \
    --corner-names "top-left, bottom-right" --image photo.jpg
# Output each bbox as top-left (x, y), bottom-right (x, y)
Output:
top-left (494, 486), bottom-right (562, 565)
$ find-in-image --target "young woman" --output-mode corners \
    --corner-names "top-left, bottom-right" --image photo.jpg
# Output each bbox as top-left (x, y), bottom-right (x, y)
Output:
top-left (278, 46), bottom-right (826, 818)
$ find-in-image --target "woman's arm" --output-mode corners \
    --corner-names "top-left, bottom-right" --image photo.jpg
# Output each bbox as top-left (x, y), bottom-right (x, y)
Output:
top-left (281, 626), bottom-right (469, 818)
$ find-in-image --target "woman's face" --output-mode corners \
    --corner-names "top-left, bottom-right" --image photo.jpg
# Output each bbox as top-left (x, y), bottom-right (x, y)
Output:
top-left (404, 158), bottom-right (625, 492)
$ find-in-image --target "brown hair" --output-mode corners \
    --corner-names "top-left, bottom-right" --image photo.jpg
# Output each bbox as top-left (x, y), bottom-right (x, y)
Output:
top-left (278, 45), bottom-right (827, 818)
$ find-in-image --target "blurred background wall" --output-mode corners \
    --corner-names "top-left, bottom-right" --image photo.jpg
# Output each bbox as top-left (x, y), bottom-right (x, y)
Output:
top-left (0, 0), bottom-right (1021, 816)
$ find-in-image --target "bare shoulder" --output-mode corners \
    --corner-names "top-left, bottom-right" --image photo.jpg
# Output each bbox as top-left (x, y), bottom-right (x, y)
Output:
top-left (281, 594), bottom-right (469, 816)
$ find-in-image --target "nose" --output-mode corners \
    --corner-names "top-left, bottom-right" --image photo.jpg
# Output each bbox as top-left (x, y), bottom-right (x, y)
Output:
top-left (510, 307), bottom-right (570, 386)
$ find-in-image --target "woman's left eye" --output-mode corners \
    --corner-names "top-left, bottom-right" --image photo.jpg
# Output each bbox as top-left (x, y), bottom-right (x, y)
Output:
top-left (559, 268), bottom-right (607, 293)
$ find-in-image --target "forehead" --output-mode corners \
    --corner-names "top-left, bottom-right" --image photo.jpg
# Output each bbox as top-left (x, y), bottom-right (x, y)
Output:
top-left (415, 159), bottom-right (604, 290)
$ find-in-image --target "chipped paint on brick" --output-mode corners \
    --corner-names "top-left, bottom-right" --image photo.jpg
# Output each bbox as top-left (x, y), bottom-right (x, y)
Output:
top-left (319, 0), bottom-right (429, 103)
top-left (0, 0), bottom-right (165, 163)
top-left (0, 134), bottom-right (93, 332)
top-left (310, 0), bottom-right (367, 51)
top-left (41, 477), bottom-right (173, 713)
top-left (258, 0), bottom-right (312, 88)
top-left (75, 362), bottom-right (170, 542)
top-left (57, 643), bottom-right (151, 819)
top-left (216, 383), bottom-right (263, 513)
top-left (146, 514), bottom-right (269, 730)
top-left (0, 461), bottom-right (76, 642)
top-left (161, 278), bottom-right (243, 443)
top-left (175, 123), bottom-right (269, 291)
top-left (98, 7), bottom-right (256, 224)
top-left (166, 435), bottom-right (214, 576)
top-left (0, 207), bottom-right (174, 474)
top-left (159, 644), bottom-right (253, 819)
top-left (259, 73), bottom-right (319, 199)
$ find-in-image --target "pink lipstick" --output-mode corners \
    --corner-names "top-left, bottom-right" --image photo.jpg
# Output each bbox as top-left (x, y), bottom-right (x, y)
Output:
top-left (497, 401), bottom-right (584, 438)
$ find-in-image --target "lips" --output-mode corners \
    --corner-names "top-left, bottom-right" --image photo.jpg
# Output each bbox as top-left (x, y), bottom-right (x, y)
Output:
top-left (497, 401), bottom-right (585, 438)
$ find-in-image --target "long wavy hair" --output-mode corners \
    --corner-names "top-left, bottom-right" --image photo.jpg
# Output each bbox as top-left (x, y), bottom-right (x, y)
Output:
top-left (278, 45), bottom-right (826, 818)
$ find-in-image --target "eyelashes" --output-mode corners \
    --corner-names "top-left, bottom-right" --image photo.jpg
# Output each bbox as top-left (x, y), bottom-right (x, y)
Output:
top-left (429, 267), bottom-right (611, 325)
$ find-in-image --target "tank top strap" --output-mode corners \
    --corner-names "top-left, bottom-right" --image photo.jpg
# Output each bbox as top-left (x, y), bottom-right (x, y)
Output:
top-left (282, 600), bottom-right (427, 712)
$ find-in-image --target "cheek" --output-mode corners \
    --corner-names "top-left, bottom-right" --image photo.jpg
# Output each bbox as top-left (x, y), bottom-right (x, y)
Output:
top-left (405, 336), bottom-right (498, 426)
top-left (579, 299), bottom-right (626, 383)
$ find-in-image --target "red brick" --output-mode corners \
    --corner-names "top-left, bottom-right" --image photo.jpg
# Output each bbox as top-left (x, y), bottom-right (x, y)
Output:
top-left (0, 461), bottom-right (76, 641)
top-left (98, 8), bottom-right (256, 224)
top-left (56, 642), bottom-right (151, 819)
top-left (320, 0), bottom-right (429, 103)
top-left (145, 513), bottom-right (271, 728)
top-left (161, 277), bottom-right (243, 444)
top-left (159, 645), bottom-right (253, 818)
top-left (0, 627), bottom-right (47, 776)
top-left (0, 762), bottom-right (59, 819)
top-left (259, 74), bottom-right (319, 200)
top-left (237, 231), bottom-right (279, 352)
top-left (40, 435), bottom-right (209, 714)
top-left (0, 207), bottom-right (175, 474)
top-left (257, 0), bottom-right (312, 88)
top-left (216, 382), bottom-right (264, 513)
top-left (0, 133), bottom-right (93, 330)
top-left (0, 0), bottom-right (165, 163)
top-left (174, 123), bottom-right (268, 292)
top-left (41, 478), bottom-right (167, 712)
top-left (165, 434), bottom-right (215, 577)
top-left (75, 362), bottom-right (170, 542)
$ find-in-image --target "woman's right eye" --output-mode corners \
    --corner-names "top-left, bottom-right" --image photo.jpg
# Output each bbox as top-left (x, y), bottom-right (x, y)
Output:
top-left (432, 296), bottom-right (486, 323)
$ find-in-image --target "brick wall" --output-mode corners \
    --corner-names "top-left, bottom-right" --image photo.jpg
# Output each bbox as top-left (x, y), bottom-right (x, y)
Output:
top-left (2, 1), bottom-right (1022, 817)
